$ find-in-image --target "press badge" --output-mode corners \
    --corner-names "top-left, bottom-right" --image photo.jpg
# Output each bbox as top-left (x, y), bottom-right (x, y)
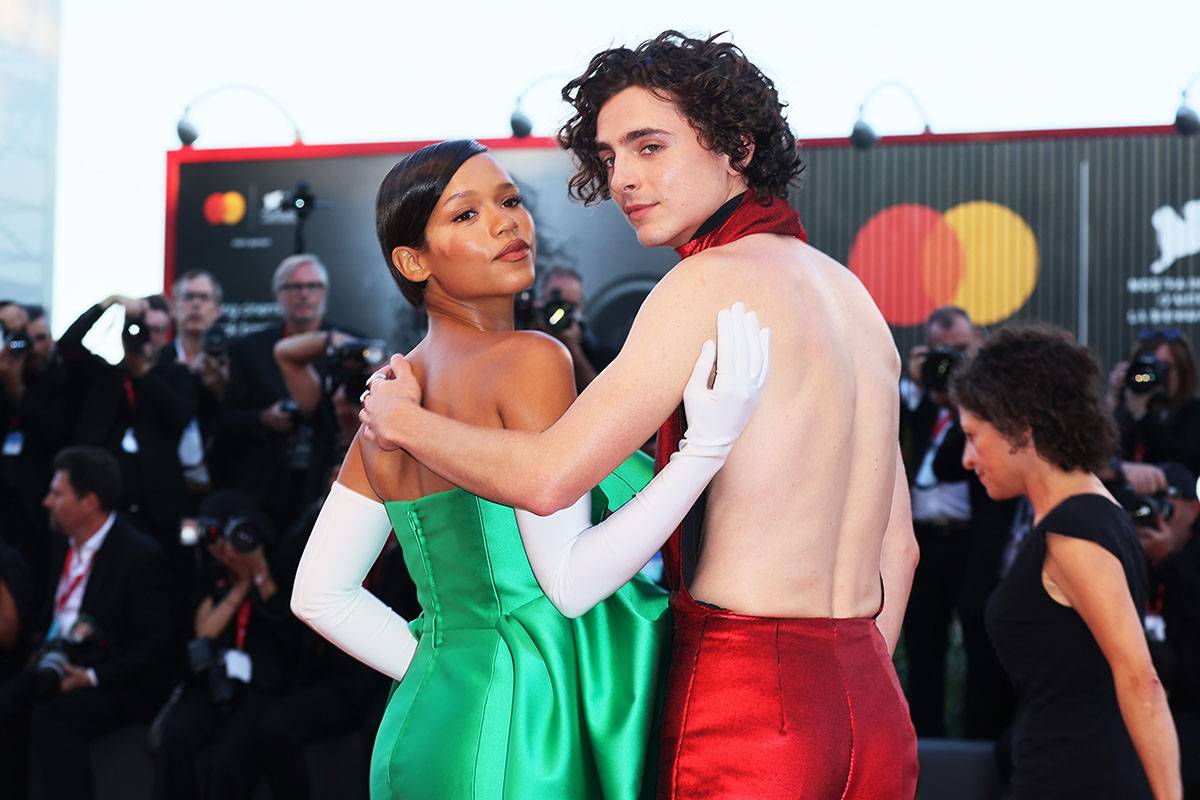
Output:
top-left (1145, 613), bottom-right (1166, 643)
top-left (120, 428), bottom-right (139, 454)
top-left (2, 431), bottom-right (23, 456)
top-left (223, 649), bottom-right (253, 684)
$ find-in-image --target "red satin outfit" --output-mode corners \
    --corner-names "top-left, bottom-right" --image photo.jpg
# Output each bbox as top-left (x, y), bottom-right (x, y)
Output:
top-left (653, 193), bottom-right (919, 799)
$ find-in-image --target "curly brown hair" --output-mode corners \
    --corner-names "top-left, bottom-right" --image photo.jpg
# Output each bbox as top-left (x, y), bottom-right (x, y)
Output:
top-left (952, 325), bottom-right (1117, 473)
top-left (558, 30), bottom-right (804, 205)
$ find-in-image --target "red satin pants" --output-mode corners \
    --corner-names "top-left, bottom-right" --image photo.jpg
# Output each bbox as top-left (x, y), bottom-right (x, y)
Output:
top-left (657, 594), bottom-right (919, 799)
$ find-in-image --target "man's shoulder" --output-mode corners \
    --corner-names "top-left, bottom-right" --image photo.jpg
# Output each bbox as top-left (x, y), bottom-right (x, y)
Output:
top-left (103, 517), bottom-right (166, 563)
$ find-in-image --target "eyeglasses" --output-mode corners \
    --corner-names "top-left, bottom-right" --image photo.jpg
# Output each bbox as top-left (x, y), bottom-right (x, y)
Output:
top-left (279, 282), bottom-right (326, 294)
top-left (181, 291), bottom-right (214, 303)
top-left (1137, 327), bottom-right (1186, 344)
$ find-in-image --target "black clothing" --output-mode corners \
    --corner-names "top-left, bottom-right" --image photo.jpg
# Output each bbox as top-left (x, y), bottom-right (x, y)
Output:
top-left (986, 494), bottom-right (1151, 799)
top-left (1116, 396), bottom-right (1200, 477)
top-left (58, 303), bottom-right (198, 545)
top-left (0, 540), bottom-right (34, 682)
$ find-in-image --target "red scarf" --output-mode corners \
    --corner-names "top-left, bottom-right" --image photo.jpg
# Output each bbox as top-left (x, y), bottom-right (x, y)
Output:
top-left (653, 192), bottom-right (807, 591)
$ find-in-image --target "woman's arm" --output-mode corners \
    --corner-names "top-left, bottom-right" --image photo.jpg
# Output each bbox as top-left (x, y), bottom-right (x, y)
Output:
top-left (194, 581), bottom-right (250, 639)
top-left (511, 312), bottom-right (769, 616)
top-left (290, 437), bottom-right (418, 681)
top-left (1045, 533), bottom-right (1182, 800)
top-left (360, 257), bottom-right (758, 513)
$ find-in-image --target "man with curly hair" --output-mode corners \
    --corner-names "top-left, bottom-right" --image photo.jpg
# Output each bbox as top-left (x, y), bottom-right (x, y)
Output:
top-left (361, 30), bottom-right (919, 798)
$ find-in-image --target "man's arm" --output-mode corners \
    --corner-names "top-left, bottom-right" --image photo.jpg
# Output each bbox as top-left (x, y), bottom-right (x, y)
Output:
top-left (876, 445), bottom-right (919, 653)
top-left (362, 251), bottom-right (744, 514)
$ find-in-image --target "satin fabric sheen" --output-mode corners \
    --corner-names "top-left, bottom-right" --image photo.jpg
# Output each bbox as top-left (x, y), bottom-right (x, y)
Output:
top-left (654, 194), bottom-right (919, 799)
top-left (372, 454), bottom-right (670, 799)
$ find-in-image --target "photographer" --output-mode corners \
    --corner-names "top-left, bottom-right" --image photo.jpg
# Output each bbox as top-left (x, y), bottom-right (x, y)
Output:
top-left (169, 270), bottom-right (229, 502)
top-left (153, 490), bottom-right (293, 800)
top-left (1128, 463), bottom-right (1200, 796)
top-left (58, 294), bottom-right (198, 549)
top-left (0, 446), bottom-right (172, 800)
top-left (215, 254), bottom-right (344, 534)
top-left (1111, 328), bottom-right (1200, 479)
top-left (531, 266), bottom-right (615, 391)
top-left (0, 302), bottom-right (69, 607)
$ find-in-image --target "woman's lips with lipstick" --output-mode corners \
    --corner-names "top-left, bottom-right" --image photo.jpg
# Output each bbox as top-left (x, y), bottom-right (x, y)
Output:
top-left (624, 202), bottom-right (656, 222)
top-left (496, 240), bottom-right (530, 261)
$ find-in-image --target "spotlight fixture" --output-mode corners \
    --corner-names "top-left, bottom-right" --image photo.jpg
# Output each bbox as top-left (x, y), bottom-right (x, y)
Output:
top-left (509, 73), bottom-right (570, 138)
top-left (850, 81), bottom-right (933, 150)
top-left (175, 83), bottom-right (303, 147)
top-left (1175, 69), bottom-right (1200, 136)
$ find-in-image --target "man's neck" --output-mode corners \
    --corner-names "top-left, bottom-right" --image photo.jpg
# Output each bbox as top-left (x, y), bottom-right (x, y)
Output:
top-left (179, 331), bottom-right (204, 360)
top-left (284, 318), bottom-right (322, 336)
top-left (69, 513), bottom-right (112, 551)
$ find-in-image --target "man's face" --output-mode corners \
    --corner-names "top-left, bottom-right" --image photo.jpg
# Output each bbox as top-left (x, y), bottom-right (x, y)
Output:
top-left (26, 317), bottom-right (52, 372)
top-left (595, 86), bottom-right (748, 249)
top-left (928, 315), bottom-right (978, 354)
top-left (0, 304), bottom-right (28, 336)
top-left (276, 262), bottom-right (327, 327)
top-left (173, 275), bottom-right (221, 338)
top-left (542, 275), bottom-right (584, 310)
top-left (43, 470), bottom-right (91, 536)
top-left (145, 308), bottom-right (171, 356)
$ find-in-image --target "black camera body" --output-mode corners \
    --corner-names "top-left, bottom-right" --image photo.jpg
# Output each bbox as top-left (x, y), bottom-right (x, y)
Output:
top-left (1113, 481), bottom-right (1178, 530)
top-left (203, 324), bottom-right (230, 356)
top-left (1, 322), bottom-right (29, 356)
top-left (541, 289), bottom-right (577, 333)
top-left (327, 336), bottom-right (386, 399)
top-left (29, 617), bottom-right (108, 699)
top-left (186, 636), bottom-right (236, 706)
top-left (122, 314), bottom-right (151, 352)
top-left (922, 346), bottom-right (964, 393)
top-left (180, 514), bottom-right (268, 553)
top-left (1125, 353), bottom-right (1170, 396)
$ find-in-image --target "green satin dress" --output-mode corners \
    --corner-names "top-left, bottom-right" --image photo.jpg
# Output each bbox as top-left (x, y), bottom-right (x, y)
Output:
top-left (370, 454), bottom-right (670, 799)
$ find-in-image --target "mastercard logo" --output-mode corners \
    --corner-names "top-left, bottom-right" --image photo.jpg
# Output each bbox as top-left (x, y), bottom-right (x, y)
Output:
top-left (203, 191), bottom-right (247, 226)
top-left (849, 201), bottom-right (1039, 326)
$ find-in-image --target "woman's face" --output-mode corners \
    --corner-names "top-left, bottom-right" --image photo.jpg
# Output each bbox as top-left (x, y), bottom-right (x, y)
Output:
top-left (407, 153), bottom-right (535, 303)
top-left (960, 408), bottom-right (1030, 501)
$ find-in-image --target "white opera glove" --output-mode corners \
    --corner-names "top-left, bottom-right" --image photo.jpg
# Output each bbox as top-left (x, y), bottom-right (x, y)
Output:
top-left (514, 302), bottom-right (770, 618)
top-left (291, 482), bottom-right (417, 682)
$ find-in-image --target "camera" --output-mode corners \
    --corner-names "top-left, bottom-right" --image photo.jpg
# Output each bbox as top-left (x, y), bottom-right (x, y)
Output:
top-left (186, 636), bottom-right (236, 705)
top-left (29, 616), bottom-right (107, 699)
top-left (514, 289), bottom-right (535, 330)
top-left (122, 314), bottom-right (151, 351)
top-left (1, 322), bottom-right (28, 356)
top-left (203, 323), bottom-right (230, 356)
top-left (1126, 353), bottom-right (1170, 396)
top-left (1114, 483), bottom-right (1178, 529)
top-left (326, 336), bottom-right (386, 399)
top-left (922, 346), bottom-right (964, 393)
top-left (541, 288), bottom-right (577, 333)
top-left (180, 514), bottom-right (270, 553)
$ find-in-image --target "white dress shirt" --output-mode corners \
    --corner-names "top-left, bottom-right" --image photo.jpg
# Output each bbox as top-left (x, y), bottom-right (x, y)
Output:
top-left (52, 512), bottom-right (116, 686)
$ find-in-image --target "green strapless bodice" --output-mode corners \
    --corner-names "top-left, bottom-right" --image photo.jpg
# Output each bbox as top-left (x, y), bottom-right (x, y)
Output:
top-left (369, 454), bottom-right (670, 800)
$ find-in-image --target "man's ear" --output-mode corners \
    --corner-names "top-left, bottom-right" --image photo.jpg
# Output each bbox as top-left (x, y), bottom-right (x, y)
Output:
top-left (392, 246), bottom-right (431, 284)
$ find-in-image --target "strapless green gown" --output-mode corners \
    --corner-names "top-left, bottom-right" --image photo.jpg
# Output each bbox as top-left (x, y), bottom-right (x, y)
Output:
top-left (371, 454), bottom-right (670, 799)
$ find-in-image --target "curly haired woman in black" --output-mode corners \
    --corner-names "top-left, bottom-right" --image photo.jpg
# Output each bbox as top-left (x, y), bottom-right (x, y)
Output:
top-left (954, 325), bottom-right (1180, 800)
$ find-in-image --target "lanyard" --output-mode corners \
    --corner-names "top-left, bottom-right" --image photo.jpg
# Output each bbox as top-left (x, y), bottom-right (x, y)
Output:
top-left (122, 374), bottom-right (137, 414)
top-left (234, 599), bottom-right (252, 650)
top-left (930, 408), bottom-right (953, 443)
top-left (55, 545), bottom-right (96, 613)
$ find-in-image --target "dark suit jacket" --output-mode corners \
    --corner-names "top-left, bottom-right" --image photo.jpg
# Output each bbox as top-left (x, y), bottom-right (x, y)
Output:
top-left (58, 304), bottom-right (197, 540)
top-left (37, 517), bottom-right (173, 702)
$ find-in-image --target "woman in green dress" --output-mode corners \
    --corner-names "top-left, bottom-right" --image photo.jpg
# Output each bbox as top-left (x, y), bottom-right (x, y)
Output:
top-left (291, 139), bottom-right (769, 799)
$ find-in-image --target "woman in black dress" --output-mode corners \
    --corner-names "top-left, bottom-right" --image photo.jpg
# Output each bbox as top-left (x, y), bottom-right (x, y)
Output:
top-left (953, 325), bottom-right (1180, 800)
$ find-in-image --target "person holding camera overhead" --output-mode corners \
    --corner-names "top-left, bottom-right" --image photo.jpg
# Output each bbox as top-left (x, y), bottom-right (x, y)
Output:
top-left (153, 489), bottom-right (293, 800)
top-left (532, 266), bottom-right (616, 391)
top-left (1110, 328), bottom-right (1200, 489)
top-left (58, 293), bottom-right (198, 552)
top-left (0, 446), bottom-right (172, 800)
top-left (955, 325), bottom-right (1180, 800)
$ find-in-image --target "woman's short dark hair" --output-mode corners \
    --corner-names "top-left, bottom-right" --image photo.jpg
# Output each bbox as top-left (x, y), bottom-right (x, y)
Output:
top-left (952, 325), bottom-right (1117, 473)
top-left (558, 30), bottom-right (804, 206)
top-left (375, 139), bottom-right (489, 307)
top-left (52, 446), bottom-right (123, 512)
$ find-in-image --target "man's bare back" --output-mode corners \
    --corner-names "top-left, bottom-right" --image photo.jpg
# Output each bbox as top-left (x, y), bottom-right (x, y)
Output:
top-left (685, 234), bottom-right (906, 621)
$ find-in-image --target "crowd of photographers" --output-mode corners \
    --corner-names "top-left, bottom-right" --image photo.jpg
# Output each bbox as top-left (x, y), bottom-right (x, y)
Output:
top-left (901, 306), bottom-right (1200, 793)
top-left (0, 253), bottom-right (610, 800)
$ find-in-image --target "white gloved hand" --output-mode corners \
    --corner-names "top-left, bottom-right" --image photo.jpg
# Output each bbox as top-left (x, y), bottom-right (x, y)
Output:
top-left (678, 301), bottom-right (771, 457)
top-left (514, 302), bottom-right (770, 618)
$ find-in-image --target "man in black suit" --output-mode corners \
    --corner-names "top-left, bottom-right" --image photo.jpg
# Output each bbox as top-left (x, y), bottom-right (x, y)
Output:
top-left (899, 306), bottom-right (1017, 739)
top-left (0, 446), bottom-right (172, 800)
top-left (58, 294), bottom-right (198, 549)
top-left (214, 254), bottom-right (340, 534)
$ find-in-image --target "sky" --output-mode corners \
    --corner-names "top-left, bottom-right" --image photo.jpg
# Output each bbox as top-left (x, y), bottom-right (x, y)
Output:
top-left (47, 0), bottom-right (1200, 334)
